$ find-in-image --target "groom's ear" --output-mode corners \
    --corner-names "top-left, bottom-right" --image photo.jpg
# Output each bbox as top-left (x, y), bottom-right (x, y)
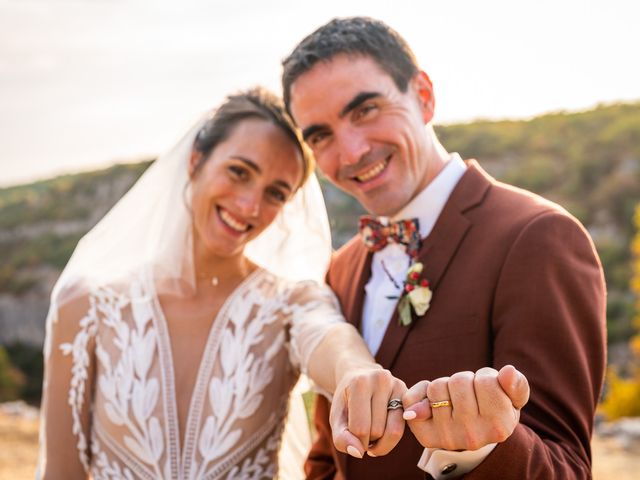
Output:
top-left (412, 70), bottom-right (435, 124)
top-left (189, 151), bottom-right (203, 178)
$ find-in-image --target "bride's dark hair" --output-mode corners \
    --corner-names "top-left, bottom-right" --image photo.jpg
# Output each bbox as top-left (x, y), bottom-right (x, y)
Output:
top-left (191, 87), bottom-right (313, 189)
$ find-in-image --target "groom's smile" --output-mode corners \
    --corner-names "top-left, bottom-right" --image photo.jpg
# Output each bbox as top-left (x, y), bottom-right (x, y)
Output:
top-left (351, 154), bottom-right (390, 184)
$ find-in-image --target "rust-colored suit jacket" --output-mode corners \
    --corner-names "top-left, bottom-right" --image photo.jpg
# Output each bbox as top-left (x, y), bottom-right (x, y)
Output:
top-left (305, 161), bottom-right (606, 479)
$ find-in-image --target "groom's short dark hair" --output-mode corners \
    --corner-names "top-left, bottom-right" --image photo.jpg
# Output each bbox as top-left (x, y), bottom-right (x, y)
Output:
top-left (281, 17), bottom-right (420, 112)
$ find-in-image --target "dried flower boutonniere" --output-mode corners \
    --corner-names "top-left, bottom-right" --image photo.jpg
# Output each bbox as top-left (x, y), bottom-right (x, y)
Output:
top-left (396, 262), bottom-right (432, 326)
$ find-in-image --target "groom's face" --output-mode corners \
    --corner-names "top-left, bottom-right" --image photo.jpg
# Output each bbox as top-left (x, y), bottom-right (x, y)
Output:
top-left (288, 54), bottom-right (434, 216)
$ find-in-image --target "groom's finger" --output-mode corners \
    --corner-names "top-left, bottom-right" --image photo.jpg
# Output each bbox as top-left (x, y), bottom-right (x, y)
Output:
top-left (448, 370), bottom-right (478, 419)
top-left (497, 364), bottom-right (530, 410)
top-left (475, 367), bottom-right (511, 417)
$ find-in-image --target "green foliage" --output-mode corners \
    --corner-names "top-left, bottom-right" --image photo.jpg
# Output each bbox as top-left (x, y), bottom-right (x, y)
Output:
top-left (0, 346), bottom-right (25, 402)
top-left (0, 161), bottom-right (151, 230)
top-left (436, 103), bottom-right (640, 234)
top-left (4, 343), bottom-right (43, 403)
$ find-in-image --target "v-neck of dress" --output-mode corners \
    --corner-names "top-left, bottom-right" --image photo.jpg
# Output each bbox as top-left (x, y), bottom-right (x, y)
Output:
top-left (149, 267), bottom-right (266, 479)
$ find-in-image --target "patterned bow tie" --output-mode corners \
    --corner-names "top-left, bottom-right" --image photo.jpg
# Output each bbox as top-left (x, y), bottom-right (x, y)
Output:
top-left (359, 216), bottom-right (422, 258)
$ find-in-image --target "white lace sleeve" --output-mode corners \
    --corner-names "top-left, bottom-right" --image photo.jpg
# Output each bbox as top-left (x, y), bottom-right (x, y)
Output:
top-left (37, 285), bottom-right (97, 479)
top-left (283, 280), bottom-right (345, 376)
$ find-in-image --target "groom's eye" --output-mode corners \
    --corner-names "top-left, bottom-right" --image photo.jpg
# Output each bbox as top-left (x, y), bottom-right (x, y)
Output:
top-left (354, 103), bottom-right (378, 121)
top-left (307, 130), bottom-right (331, 149)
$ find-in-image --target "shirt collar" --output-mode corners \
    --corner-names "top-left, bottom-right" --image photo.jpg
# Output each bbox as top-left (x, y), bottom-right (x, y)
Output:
top-left (390, 153), bottom-right (467, 238)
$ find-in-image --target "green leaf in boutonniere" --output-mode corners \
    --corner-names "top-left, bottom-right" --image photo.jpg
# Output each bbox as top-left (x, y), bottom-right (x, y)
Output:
top-left (398, 294), bottom-right (413, 326)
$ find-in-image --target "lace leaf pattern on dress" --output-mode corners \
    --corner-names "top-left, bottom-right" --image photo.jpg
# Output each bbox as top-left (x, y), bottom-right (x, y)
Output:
top-left (193, 279), bottom-right (287, 480)
top-left (93, 417), bottom-right (157, 480)
top-left (96, 276), bottom-right (165, 477)
top-left (59, 290), bottom-right (101, 471)
top-left (91, 433), bottom-right (137, 480)
top-left (221, 427), bottom-right (280, 480)
top-left (54, 270), bottom-right (341, 479)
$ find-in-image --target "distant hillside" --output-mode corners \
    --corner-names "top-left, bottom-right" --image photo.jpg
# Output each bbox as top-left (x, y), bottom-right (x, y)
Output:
top-left (0, 102), bottom-right (638, 348)
top-left (0, 161), bottom-right (152, 346)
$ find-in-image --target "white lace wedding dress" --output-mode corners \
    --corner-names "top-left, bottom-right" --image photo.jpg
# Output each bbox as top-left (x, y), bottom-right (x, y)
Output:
top-left (38, 268), bottom-right (341, 479)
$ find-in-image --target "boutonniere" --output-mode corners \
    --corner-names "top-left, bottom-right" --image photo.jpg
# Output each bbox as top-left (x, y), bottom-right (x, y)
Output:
top-left (397, 262), bottom-right (432, 326)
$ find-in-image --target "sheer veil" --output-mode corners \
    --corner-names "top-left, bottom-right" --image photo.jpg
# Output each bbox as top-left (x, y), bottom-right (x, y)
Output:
top-left (43, 112), bottom-right (333, 478)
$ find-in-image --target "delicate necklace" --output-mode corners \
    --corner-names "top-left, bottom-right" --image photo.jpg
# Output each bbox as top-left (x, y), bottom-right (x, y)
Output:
top-left (196, 261), bottom-right (253, 288)
top-left (196, 274), bottom-right (219, 287)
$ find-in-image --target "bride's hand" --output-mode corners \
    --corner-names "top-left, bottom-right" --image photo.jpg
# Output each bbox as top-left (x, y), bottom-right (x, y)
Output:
top-left (329, 367), bottom-right (407, 458)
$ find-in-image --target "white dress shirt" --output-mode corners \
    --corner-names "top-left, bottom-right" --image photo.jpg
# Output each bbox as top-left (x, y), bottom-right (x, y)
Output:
top-left (362, 153), bottom-right (467, 355)
top-left (360, 154), bottom-right (496, 478)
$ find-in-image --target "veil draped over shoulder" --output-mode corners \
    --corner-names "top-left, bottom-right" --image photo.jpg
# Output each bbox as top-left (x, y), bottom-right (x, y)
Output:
top-left (42, 111), bottom-right (333, 479)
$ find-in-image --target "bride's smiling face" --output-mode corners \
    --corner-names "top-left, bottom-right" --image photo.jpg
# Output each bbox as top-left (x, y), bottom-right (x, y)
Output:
top-left (190, 118), bottom-right (304, 259)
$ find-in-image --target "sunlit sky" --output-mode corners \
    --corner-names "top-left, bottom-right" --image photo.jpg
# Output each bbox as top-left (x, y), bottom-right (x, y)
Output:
top-left (1, 0), bottom-right (638, 187)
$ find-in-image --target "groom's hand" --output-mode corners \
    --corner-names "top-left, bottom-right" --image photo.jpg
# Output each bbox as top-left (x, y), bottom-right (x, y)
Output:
top-left (401, 365), bottom-right (529, 450)
top-left (329, 367), bottom-right (407, 458)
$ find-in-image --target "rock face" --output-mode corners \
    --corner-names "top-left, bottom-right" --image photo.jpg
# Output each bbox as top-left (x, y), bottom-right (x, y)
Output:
top-left (597, 417), bottom-right (640, 451)
top-left (0, 293), bottom-right (51, 347)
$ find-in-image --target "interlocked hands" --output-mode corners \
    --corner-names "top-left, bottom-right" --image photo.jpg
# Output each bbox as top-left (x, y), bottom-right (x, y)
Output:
top-left (330, 365), bottom-right (530, 457)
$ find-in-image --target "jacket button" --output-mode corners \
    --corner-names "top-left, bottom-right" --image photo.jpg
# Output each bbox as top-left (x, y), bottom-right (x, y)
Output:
top-left (442, 463), bottom-right (457, 475)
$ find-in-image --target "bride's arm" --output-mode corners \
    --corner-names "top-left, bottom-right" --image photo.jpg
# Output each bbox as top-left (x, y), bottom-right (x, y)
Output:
top-left (37, 289), bottom-right (95, 479)
top-left (285, 281), bottom-right (406, 458)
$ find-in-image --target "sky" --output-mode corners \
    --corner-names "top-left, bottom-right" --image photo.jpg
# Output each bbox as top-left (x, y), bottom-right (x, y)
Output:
top-left (0, 0), bottom-right (639, 187)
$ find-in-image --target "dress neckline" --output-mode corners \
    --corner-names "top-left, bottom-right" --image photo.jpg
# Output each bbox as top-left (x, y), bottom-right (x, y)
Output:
top-left (148, 267), bottom-right (266, 478)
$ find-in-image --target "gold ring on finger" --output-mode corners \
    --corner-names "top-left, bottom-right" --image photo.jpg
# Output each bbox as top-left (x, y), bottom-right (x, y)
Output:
top-left (430, 400), bottom-right (452, 408)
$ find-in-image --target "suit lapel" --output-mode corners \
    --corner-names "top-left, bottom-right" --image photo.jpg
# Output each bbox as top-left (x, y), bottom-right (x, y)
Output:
top-left (374, 161), bottom-right (490, 369)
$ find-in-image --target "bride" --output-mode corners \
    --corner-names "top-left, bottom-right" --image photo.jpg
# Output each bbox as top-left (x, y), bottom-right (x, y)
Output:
top-left (37, 88), bottom-right (405, 479)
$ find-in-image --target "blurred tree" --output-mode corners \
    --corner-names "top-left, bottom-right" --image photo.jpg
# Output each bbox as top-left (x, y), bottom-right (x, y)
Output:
top-left (599, 205), bottom-right (640, 419)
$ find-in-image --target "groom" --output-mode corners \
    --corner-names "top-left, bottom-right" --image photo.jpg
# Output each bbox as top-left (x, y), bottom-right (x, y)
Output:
top-left (282, 17), bottom-right (606, 479)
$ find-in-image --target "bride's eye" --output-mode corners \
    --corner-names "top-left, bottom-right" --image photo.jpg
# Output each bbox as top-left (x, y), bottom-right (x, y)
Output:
top-left (266, 186), bottom-right (286, 204)
top-left (228, 165), bottom-right (249, 180)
